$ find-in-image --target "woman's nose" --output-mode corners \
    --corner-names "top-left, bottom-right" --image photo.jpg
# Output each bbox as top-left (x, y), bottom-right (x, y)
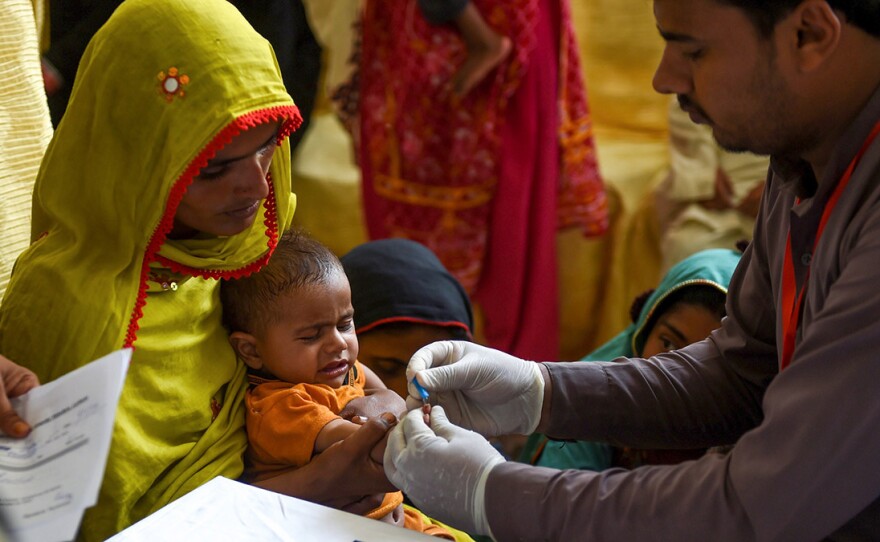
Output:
top-left (234, 156), bottom-right (271, 199)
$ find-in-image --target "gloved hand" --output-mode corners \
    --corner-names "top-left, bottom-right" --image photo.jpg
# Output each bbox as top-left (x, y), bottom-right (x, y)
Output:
top-left (384, 406), bottom-right (505, 537)
top-left (406, 341), bottom-right (545, 437)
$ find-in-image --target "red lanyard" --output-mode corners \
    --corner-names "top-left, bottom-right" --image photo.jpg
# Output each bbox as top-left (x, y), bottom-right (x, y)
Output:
top-left (780, 118), bottom-right (880, 370)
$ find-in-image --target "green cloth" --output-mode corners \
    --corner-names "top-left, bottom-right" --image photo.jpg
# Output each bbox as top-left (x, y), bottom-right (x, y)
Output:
top-left (519, 248), bottom-right (742, 470)
top-left (0, 0), bottom-right (299, 539)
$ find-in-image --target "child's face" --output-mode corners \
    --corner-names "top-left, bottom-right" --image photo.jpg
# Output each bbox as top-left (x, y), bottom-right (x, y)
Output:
top-left (640, 302), bottom-right (721, 359)
top-left (171, 121), bottom-right (280, 239)
top-left (357, 325), bottom-right (460, 398)
top-left (251, 270), bottom-right (358, 388)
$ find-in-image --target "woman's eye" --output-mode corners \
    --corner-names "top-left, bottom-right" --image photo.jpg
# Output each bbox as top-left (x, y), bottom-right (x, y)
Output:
top-left (661, 337), bottom-right (678, 352)
top-left (197, 166), bottom-right (226, 180)
top-left (372, 359), bottom-right (406, 376)
top-left (257, 139), bottom-right (277, 159)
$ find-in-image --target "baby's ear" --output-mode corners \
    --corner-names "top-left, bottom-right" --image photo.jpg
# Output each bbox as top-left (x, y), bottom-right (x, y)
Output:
top-left (229, 331), bottom-right (262, 370)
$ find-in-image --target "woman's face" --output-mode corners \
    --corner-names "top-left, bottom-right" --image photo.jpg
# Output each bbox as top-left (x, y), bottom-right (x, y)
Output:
top-left (171, 121), bottom-right (281, 238)
top-left (640, 302), bottom-right (721, 359)
top-left (357, 325), bottom-right (461, 398)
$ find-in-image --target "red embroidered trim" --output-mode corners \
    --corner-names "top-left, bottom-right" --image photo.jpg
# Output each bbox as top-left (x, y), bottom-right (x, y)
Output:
top-left (124, 105), bottom-right (302, 348)
top-left (356, 316), bottom-right (472, 339)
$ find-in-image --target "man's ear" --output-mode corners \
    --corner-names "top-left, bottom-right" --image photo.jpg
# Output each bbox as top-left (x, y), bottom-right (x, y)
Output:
top-left (788, 0), bottom-right (842, 72)
top-left (229, 331), bottom-right (262, 371)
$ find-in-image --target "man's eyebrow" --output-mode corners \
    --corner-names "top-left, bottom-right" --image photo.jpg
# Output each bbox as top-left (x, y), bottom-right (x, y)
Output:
top-left (657, 27), bottom-right (698, 43)
top-left (205, 128), bottom-right (279, 167)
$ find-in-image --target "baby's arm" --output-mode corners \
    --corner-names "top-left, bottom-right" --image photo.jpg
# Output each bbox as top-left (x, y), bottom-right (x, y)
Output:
top-left (314, 418), bottom-right (363, 455)
top-left (339, 389), bottom-right (407, 421)
top-left (316, 417), bottom-right (390, 465)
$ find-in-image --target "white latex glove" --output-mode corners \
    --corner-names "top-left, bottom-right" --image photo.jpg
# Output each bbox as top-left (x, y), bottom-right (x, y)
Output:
top-left (384, 406), bottom-right (505, 537)
top-left (406, 341), bottom-right (545, 437)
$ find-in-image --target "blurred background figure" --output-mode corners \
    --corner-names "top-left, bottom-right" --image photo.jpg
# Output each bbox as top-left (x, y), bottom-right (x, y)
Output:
top-left (356, 0), bottom-right (608, 362)
top-left (654, 98), bottom-right (768, 272)
top-left (233, 0), bottom-right (322, 152)
top-left (40, 0), bottom-right (321, 154)
top-left (41, 0), bottom-right (120, 126)
top-left (1, 0), bottom-right (53, 301)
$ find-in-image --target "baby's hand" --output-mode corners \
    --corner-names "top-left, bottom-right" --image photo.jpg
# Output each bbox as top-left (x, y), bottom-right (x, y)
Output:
top-left (422, 403), bottom-right (431, 425)
top-left (340, 389), bottom-right (407, 421)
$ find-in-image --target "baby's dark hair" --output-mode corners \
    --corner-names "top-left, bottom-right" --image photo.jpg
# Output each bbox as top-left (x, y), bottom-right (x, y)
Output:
top-left (221, 229), bottom-right (344, 334)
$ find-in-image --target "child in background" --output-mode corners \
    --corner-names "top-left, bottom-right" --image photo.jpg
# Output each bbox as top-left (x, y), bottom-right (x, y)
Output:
top-left (417, 0), bottom-right (511, 97)
top-left (342, 238), bottom-right (529, 463)
top-left (520, 247), bottom-right (743, 470)
top-left (221, 230), bottom-right (462, 539)
top-left (340, 238), bottom-right (474, 399)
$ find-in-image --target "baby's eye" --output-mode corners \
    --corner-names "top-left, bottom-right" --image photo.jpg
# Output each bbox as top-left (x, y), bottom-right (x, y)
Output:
top-left (338, 320), bottom-right (354, 332)
top-left (298, 331), bottom-right (320, 342)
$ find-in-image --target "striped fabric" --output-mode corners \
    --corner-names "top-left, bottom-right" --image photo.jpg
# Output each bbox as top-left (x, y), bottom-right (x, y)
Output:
top-left (0, 0), bottom-right (52, 303)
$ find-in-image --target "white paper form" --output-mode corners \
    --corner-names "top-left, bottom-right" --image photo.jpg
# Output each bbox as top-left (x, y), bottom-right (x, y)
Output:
top-left (0, 348), bottom-right (130, 542)
top-left (111, 476), bottom-right (437, 542)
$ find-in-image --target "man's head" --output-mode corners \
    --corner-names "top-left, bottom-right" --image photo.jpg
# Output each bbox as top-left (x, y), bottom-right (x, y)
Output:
top-left (715, 1), bottom-right (879, 38)
top-left (653, 0), bottom-right (880, 161)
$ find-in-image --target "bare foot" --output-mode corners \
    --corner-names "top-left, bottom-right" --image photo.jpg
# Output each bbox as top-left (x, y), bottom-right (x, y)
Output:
top-left (452, 34), bottom-right (512, 97)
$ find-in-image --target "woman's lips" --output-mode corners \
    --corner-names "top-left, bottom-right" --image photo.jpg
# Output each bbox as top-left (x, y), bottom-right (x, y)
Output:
top-left (225, 201), bottom-right (260, 219)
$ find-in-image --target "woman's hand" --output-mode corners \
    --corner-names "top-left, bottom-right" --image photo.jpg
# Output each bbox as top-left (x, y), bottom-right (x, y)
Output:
top-left (0, 354), bottom-right (39, 437)
top-left (253, 413), bottom-right (398, 505)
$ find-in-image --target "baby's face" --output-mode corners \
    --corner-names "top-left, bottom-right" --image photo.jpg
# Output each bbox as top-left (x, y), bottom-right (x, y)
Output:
top-left (256, 271), bottom-right (358, 387)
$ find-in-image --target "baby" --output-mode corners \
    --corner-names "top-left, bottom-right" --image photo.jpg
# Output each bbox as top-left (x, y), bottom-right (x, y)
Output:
top-left (220, 230), bottom-right (453, 538)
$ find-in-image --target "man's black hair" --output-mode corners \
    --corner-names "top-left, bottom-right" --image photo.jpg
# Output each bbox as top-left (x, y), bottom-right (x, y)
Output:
top-left (715, 0), bottom-right (880, 37)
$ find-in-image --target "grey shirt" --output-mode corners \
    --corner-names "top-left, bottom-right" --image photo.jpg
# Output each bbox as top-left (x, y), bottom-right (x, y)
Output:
top-left (485, 83), bottom-right (880, 541)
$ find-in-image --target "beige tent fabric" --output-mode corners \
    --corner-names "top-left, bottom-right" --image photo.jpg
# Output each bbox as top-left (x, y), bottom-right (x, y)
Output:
top-left (291, 0), bottom-right (367, 257)
top-left (559, 0), bottom-right (670, 360)
top-left (0, 0), bottom-right (53, 303)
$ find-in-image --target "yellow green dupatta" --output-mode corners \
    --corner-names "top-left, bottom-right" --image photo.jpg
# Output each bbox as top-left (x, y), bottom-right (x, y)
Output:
top-left (0, 0), bottom-right (299, 538)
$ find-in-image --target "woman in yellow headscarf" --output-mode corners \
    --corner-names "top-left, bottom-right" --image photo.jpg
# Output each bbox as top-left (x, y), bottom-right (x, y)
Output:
top-left (0, 0), bottom-right (396, 539)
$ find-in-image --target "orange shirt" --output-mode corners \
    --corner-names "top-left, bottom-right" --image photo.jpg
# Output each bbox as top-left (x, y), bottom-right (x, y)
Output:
top-left (244, 362), bottom-right (367, 479)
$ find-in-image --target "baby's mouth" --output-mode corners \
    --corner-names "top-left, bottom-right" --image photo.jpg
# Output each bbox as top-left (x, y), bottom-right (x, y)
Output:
top-left (320, 360), bottom-right (350, 377)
